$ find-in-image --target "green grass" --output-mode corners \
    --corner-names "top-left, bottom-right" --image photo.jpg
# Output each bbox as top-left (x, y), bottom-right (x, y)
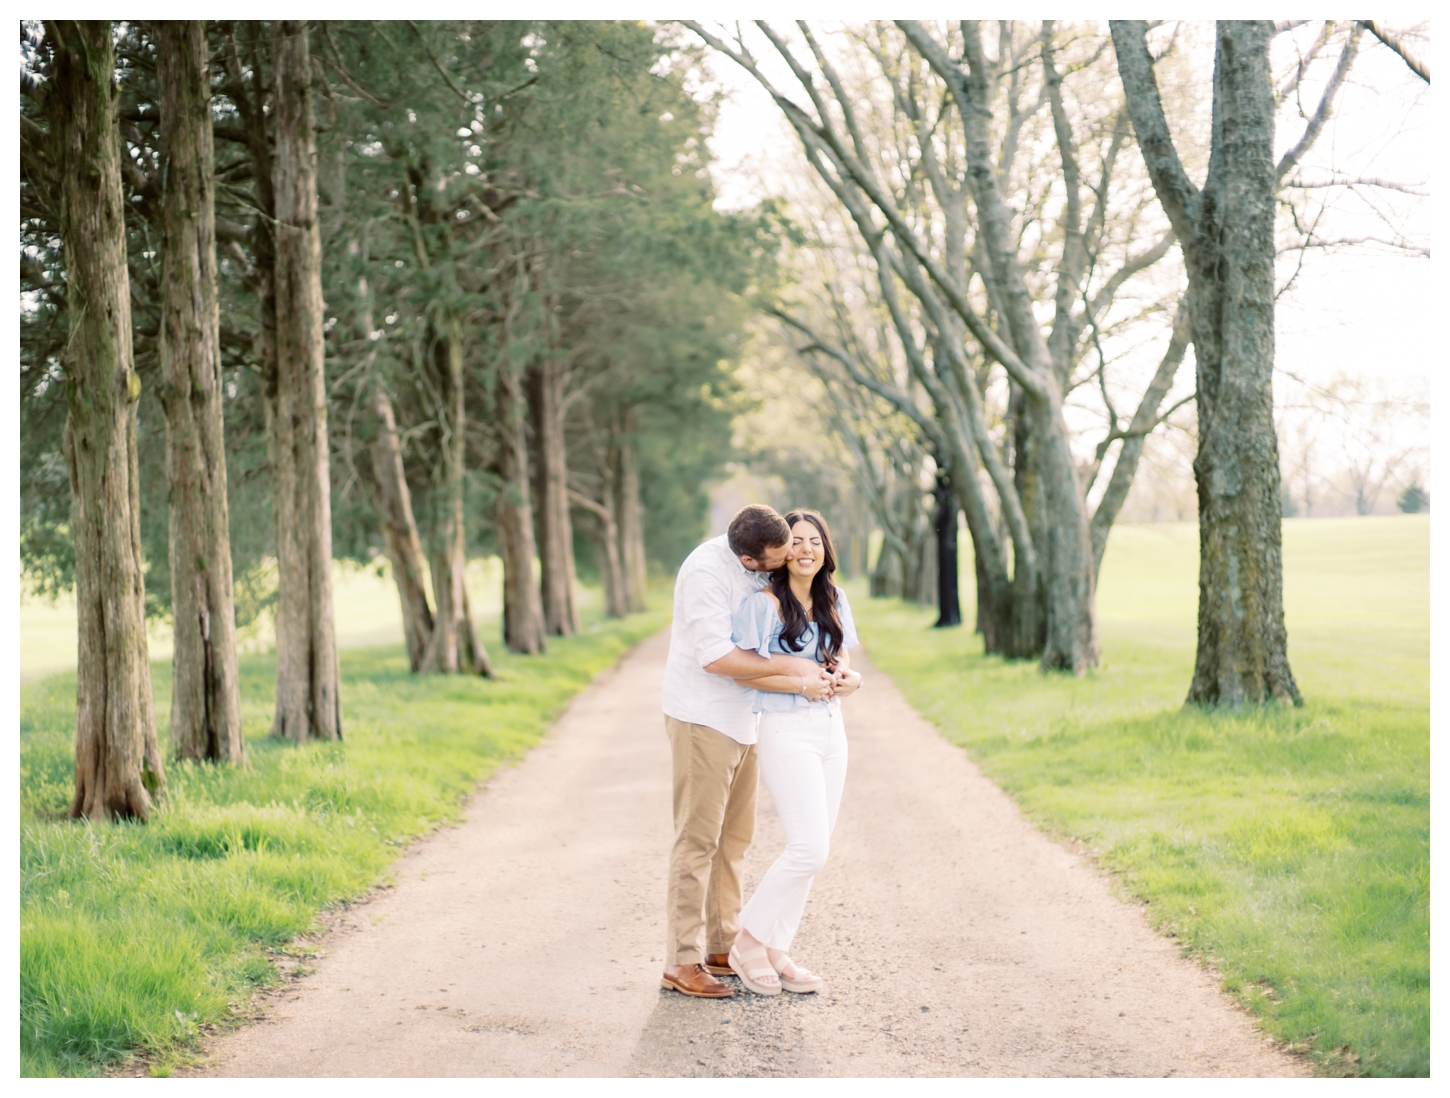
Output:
top-left (19, 584), bottom-right (669, 1077)
top-left (852, 514), bottom-right (1429, 1077)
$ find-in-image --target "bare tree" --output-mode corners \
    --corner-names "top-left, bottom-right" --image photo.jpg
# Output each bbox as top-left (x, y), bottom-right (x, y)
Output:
top-left (695, 21), bottom-right (1193, 670)
top-left (1113, 21), bottom-right (1301, 705)
top-left (41, 19), bottom-right (168, 818)
top-left (1276, 372), bottom-right (1428, 517)
top-left (156, 21), bottom-right (246, 764)
top-left (1113, 20), bottom-right (1370, 705)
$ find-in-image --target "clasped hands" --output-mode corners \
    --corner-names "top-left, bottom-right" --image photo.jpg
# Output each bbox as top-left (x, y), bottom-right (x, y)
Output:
top-left (715, 647), bottom-right (860, 701)
top-left (797, 664), bottom-right (860, 702)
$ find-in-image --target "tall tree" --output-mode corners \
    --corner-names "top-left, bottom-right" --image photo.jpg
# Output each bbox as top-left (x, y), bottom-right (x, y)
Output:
top-left (1112, 21), bottom-right (1301, 705)
top-left (568, 407), bottom-right (630, 618)
top-left (156, 21), bottom-right (246, 763)
top-left (418, 317), bottom-right (491, 674)
top-left (269, 20), bottom-right (342, 740)
top-left (494, 332), bottom-right (548, 654)
top-left (363, 389), bottom-right (439, 671)
top-left (42, 20), bottom-right (167, 818)
top-left (529, 351), bottom-right (580, 637)
top-left (614, 426), bottom-right (650, 611)
top-left (313, 21), bottom-right (515, 675)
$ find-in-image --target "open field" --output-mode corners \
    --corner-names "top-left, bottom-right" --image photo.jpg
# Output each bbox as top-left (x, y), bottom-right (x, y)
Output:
top-left (19, 557), bottom-right (507, 683)
top-left (851, 514), bottom-right (1429, 1076)
top-left (19, 580), bottom-right (668, 1077)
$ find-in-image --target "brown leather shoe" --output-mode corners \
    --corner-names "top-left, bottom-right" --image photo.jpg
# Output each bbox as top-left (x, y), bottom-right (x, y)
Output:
top-left (704, 953), bottom-right (733, 976)
top-left (661, 963), bottom-right (734, 999)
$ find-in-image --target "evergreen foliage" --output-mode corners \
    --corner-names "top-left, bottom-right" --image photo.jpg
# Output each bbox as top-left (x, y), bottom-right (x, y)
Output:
top-left (19, 20), bottom-right (776, 613)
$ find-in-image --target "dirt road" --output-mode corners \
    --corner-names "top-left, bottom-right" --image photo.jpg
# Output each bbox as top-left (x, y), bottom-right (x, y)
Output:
top-left (199, 628), bottom-right (1304, 1077)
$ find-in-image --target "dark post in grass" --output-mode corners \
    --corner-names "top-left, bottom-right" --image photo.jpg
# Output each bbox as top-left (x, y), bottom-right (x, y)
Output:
top-left (933, 466), bottom-right (962, 628)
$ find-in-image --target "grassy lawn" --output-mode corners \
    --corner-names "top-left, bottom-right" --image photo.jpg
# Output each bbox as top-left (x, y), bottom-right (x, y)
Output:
top-left (19, 577), bottom-right (668, 1077)
top-left (851, 514), bottom-right (1429, 1077)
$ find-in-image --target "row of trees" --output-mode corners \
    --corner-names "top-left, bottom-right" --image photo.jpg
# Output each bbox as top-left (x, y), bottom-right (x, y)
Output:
top-left (21, 20), bottom-right (774, 818)
top-left (698, 19), bottom-right (1426, 702)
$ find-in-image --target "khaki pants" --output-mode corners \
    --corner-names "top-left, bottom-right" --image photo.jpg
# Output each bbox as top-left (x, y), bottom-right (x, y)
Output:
top-left (665, 716), bottom-right (758, 965)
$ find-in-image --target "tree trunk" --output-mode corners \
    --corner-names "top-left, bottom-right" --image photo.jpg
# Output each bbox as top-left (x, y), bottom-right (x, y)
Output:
top-left (1113, 20), bottom-right (1301, 705)
top-left (889, 20), bottom-right (1097, 670)
top-left (419, 323), bottom-right (491, 674)
top-left (48, 20), bottom-right (167, 819)
top-left (594, 510), bottom-right (629, 618)
top-left (908, 522), bottom-right (937, 605)
top-left (1186, 24), bottom-right (1299, 705)
top-left (1005, 385), bottom-right (1046, 658)
top-left (935, 391), bottom-right (1013, 650)
top-left (456, 580), bottom-right (492, 674)
top-left (932, 468), bottom-right (961, 627)
top-left (223, 23), bottom-right (277, 455)
top-left (156, 21), bottom-right (245, 765)
top-left (614, 428), bottom-right (649, 612)
top-left (363, 388), bottom-right (435, 671)
top-left (268, 20), bottom-right (341, 741)
top-left (1032, 396), bottom-right (1098, 672)
top-left (870, 533), bottom-right (900, 598)
top-left (496, 368), bottom-right (547, 654)
top-left (571, 471), bottom-right (628, 619)
top-left (528, 358), bottom-right (580, 636)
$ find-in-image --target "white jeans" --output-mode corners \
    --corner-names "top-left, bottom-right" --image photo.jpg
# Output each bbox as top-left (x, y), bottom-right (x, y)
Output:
top-left (738, 703), bottom-right (848, 951)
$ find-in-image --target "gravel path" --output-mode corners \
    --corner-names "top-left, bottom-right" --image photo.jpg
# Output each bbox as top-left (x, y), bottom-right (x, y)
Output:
top-left (197, 628), bottom-right (1305, 1077)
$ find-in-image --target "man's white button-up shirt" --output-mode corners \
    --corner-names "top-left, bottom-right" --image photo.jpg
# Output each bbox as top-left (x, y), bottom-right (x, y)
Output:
top-left (662, 534), bottom-right (769, 745)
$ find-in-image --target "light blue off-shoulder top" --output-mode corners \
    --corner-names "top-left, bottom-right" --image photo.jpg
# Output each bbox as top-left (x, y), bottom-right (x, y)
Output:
top-left (730, 586), bottom-right (859, 713)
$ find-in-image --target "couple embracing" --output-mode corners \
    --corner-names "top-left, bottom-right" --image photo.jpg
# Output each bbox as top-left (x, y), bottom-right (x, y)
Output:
top-left (660, 503), bottom-right (862, 999)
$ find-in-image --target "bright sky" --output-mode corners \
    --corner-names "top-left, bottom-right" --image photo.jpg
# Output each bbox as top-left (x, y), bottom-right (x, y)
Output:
top-left (689, 21), bottom-right (1432, 456)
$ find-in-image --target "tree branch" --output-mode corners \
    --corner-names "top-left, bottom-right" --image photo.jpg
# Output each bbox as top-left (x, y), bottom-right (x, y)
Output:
top-left (768, 306), bottom-right (940, 443)
top-left (1109, 21), bottom-right (1202, 250)
top-left (1088, 301), bottom-right (1191, 573)
top-left (1086, 230), bottom-right (1175, 324)
top-left (1277, 24), bottom-right (1361, 181)
top-left (685, 20), bottom-right (1045, 399)
top-left (1284, 174), bottom-right (1428, 196)
top-left (407, 20), bottom-right (470, 102)
top-left (1359, 21), bottom-right (1430, 83)
top-left (567, 489), bottom-right (611, 522)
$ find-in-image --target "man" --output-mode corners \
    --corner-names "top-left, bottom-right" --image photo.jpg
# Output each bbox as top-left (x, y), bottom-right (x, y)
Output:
top-left (660, 504), bottom-right (835, 998)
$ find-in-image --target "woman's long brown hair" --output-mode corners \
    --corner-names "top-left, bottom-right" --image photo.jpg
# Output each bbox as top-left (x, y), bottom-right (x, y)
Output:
top-left (770, 509), bottom-right (844, 668)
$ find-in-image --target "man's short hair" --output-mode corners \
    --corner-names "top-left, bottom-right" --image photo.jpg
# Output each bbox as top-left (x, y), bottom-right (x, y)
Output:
top-left (727, 504), bottom-right (791, 560)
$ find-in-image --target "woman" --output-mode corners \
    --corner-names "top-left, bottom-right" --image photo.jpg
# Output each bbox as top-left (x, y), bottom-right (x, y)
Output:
top-left (727, 508), bottom-right (862, 995)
